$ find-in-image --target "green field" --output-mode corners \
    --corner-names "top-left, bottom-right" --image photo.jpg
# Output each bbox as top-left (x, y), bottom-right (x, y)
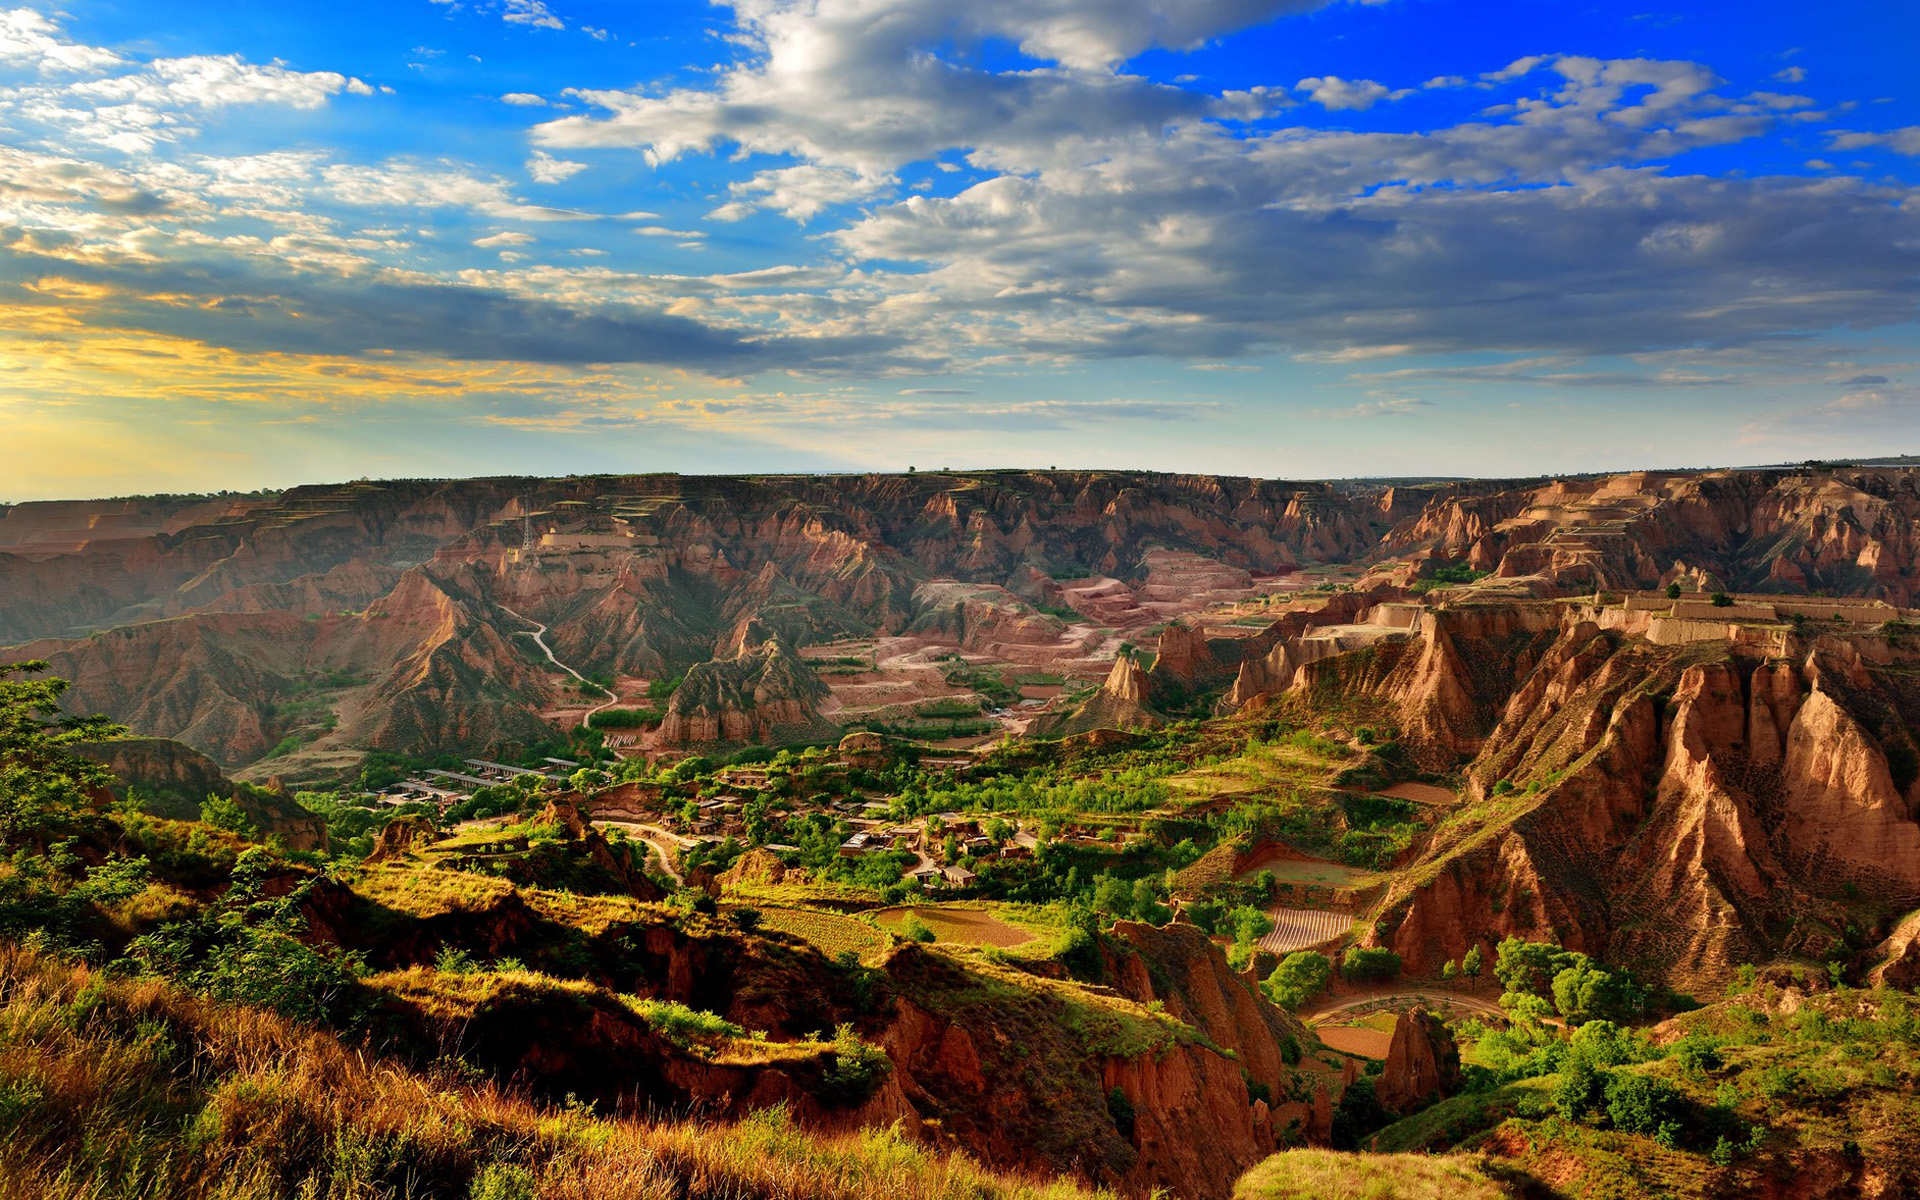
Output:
top-left (751, 906), bottom-right (892, 962)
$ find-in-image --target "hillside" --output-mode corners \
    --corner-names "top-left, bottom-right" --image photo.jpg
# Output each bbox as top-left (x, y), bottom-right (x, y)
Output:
top-left (6, 466), bottom-right (1917, 778)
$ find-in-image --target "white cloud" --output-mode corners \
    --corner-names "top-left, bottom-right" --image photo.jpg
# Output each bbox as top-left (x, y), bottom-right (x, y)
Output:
top-left (1296, 75), bottom-right (1411, 111)
top-left (0, 8), bottom-right (122, 73)
top-left (526, 150), bottom-right (587, 183)
top-left (710, 164), bottom-right (893, 221)
top-left (532, 0), bottom-right (1332, 179)
top-left (0, 11), bottom-right (370, 152)
top-left (502, 92), bottom-right (548, 106)
top-left (502, 0), bottom-right (564, 30)
top-left (322, 161), bottom-right (588, 220)
top-left (474, 230), bottom-right (536, 247)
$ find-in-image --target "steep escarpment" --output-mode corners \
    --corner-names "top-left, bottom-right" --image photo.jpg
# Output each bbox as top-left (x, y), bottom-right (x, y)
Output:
top-left (1279, 604), bottom-right (1920, 988)
top-left (879, 929), bottom-right (1316, 1200)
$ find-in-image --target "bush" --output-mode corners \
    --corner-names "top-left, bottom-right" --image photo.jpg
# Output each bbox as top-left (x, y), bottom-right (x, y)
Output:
top-left (1341, 946), bottom-right (1402, 984)
top-left (1329, 1077), bottom-right (1387, 1150)
top-left (1603, 1073), bottom-right (1684, 1135)
top-left (1264, 952), bottom-right (1332, 1010)
top-left (1107, 1086), bottom-right (1136, 1139)
top-left (819, 1023), bottom-right (892, 1105)
top-left (900, 915), bottom-right (937, 943)
top-left (731, 907), bottom-right (764, 932)
top-left (1710, 591), bottom-right (1734, 607)
top-left (1552, 1057), bottom-right (1609, 1120)
top-left (468, 1164), bottom-right (536, 1200)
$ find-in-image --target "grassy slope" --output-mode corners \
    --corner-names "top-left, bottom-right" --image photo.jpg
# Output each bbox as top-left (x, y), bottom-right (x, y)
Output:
top-left (0, 943), bottom-right (1106, 1200)
top-left (1234, 1149), bottom-right (1510, 1200)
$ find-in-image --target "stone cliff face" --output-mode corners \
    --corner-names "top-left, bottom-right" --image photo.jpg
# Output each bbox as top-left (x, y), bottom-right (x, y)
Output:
top-left (878, 926), bottom-right (1317, 1200)
top-left (1280, 603), bottom-right (1920, 989)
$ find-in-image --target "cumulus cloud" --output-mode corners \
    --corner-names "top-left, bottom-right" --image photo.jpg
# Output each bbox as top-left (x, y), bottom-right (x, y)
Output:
top-left (526, 150), bottom-right (587, 183)
top-left (502, 92), bottom-right (548, 106)
top-left (0, 8), bottom-right (119, 73)
top-left (321, 161), bottom-right (588, 221)
top-left (532, 0), bottom-right (1330, 177)
top-left (1296, 75), bottom-right (1412, 111)
top-left (0, 10), bottom-right (371, 152)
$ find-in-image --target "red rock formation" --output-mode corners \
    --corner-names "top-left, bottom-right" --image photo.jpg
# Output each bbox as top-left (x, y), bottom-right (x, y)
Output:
top-left (1376, 1008), bottom-right (1461, 1113)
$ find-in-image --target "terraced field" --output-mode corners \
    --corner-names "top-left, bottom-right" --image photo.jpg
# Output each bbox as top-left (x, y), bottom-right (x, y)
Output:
top-left (871, 905), bottom-right (1037, 948)
top-left (751, 906), bottom-right (891, 963)
top-left (1257, 906), bottom-right (1353, 954)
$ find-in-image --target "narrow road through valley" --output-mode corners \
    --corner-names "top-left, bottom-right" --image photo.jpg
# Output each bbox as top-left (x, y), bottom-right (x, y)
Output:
top-left (1302, 987), bottom-right (1505, 1026)
top-left (498, 603), bottom-right (621, 730)
top-left (598, 820), bottom-right (688, 886)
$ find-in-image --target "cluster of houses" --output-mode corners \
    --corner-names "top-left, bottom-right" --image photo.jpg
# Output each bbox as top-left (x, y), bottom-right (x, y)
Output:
top-left (376, 757), bottom-right (581, 810)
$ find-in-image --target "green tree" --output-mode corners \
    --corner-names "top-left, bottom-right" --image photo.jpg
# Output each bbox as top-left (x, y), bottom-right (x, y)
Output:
top-left (198, 793), bottom-right (257, 838)
top-left (1604, 1073), bottom-right (1684, 1135)
top-left (1665, 581), bottom-right (1683, 599)
top-left (1341, 945), bottom-right (1402, 984)
top-left (1552, 1056), bottom-right (1609, 1120)
top-left (0, 661), bottom-right (122, 840)
top-left (1263, 951), bottom-right (1333, 1010)
top-left (1461, 944), bottom-right (1484, 986)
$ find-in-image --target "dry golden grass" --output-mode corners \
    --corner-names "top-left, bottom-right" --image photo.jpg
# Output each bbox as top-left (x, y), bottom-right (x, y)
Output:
top-left (0, 943), bottom-right (1109, 1200)
top-left (1233, 1149), bottom-right (1510, 1200)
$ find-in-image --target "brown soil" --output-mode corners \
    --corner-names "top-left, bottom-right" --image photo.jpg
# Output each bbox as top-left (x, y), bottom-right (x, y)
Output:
top-left (1316, 1026), bottom-right (1394, 1059)
top-left (870, 906), bottom-right (1035, 948)
top-left (1378, 782), bottom-right (1456, 806)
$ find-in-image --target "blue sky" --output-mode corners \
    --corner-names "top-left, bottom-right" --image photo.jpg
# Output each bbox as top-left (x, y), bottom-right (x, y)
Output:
top-left (0, 0), bottom-right (1916, 498)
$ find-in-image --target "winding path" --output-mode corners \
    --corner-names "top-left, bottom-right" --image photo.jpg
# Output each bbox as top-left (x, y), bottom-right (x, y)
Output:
top-left (598, 820), bottom-right (688, 886)
top-left (1302, 987), bottom-right (1505, 1026)
top-left (498, 604), bottom-right (621, 731)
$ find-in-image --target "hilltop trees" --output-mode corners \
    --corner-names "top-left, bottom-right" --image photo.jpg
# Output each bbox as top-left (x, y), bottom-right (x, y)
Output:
top-left (0, 660), bottom-right (121, 839)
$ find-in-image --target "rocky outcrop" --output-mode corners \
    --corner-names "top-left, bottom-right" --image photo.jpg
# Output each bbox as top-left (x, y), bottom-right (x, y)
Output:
top-left (70, 737), bottom-right (329, 850)
top-left (364, 815), bottom-right (441, 863)
top-left (879, 928), bottom-right (1312, 1200)
top-left (1037, 655), bottom-right (1163, 737)
top-left (1341, 609), bottom-right (1920, 988)
top-left (657, 637), bottom-right (837, 747)
top-left (1376, 1008), bottom-right (1460, 1113)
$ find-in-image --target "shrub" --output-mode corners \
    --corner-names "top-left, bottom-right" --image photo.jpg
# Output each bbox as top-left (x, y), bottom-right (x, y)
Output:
top-left (819, 1024), bottom-right (893, 1105)
top-left (732, 907), bottom-right (764, 932)
top-left (1603, 1073), bottom-right (1684, 1135)
top-left (900, 915), bottom-right (937, 943)
top-left (468, 1164), bottom-right (536, 1200)
top-left (1229, 905), bottom-right (1274, 945)
top-left (198, 793), bottom-right (257, 838)
top-left (1552, 1057), bottom-right (1609, 1120)
top-left (1263, 952), bottom-right (1332, 1010)
top-left (1710, 591), bottom-right (1734, 607)
top-left (1329, 1077), bottom-right (1387, 1150)
top-left (1107, 1086), bottom-right (1136, 1139)
top-left (1341, 946), bottom-right (1401, 984)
